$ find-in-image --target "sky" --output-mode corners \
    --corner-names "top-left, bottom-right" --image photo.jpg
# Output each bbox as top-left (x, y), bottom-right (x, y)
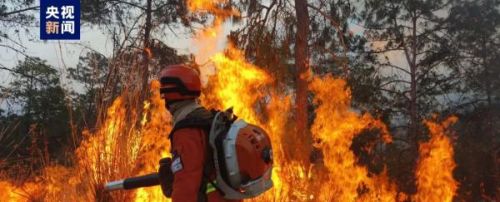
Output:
top-left (0, 7), bottom-right (232, 113)
top-left (0, 25), bottom-right (188, 84)
top-left (0, 12), bottom-right (235, 86)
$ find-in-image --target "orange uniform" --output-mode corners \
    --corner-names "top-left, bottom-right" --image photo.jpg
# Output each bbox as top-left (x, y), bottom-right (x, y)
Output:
top-left (159, 64), bottom-right (243, 202)
top-left (170, 127), bottom-right (241, 202)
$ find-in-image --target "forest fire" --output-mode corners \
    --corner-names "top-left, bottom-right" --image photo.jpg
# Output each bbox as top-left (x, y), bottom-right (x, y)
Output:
top-left (0, 81), bottom-right (173, 201)
top-left (415, 117), bottom-right (459, 202)
top-left (308, 75), bottom-right (397, 201)
top-left (0, 36), bottom-right (462, 202)
top-left (0, 0), bottom-right (463, 201)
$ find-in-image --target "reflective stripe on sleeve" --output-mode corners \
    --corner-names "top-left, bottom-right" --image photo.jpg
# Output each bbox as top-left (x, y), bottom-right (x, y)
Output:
top-left (206, 181), bottom-right (217, 194)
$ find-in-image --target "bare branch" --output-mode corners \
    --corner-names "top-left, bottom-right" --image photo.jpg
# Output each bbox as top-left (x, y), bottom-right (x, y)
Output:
top-left (384, 63), bottom-right (411, 75)
top-left (0, 44), bottom-right (32, 59)
top-left (307, 3), bottom-right (349, 76)
top-left (307, 3), bottom-right (340, 27)
top-left (0, 63), bottom-right (46, 84)
top-left (0, 6), bottom-right (39, 17)
top-left (108, 0), bottom-right (146, 10)
top-left (366, 48), bottom-right (405, 54)
top-left (381, 79), bottom-right (411, 87)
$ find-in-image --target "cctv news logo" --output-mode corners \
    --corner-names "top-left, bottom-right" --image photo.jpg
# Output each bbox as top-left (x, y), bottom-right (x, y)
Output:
top-left (40, 0), bottom-right (80, 40)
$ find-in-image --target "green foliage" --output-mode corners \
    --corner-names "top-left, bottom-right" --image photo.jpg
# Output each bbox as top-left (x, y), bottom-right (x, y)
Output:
top-left (67, 51), bottom-right (109, 129)
top-left (9, 58), bottom-right (66, 121)
top-left (447, 0), bottom-right (500, 106)
top-left (1, 58), bottom-right (70, 167)
top-left (361, 0), bottom-right (463, 128)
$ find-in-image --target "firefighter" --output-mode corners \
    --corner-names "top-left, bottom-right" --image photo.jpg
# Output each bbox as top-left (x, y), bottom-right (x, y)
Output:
top-left (158, 64), bottom-right (240, 202)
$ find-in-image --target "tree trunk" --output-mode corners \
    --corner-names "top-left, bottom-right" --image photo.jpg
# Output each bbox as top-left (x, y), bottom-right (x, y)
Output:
top-left (294, 0), bottom-right (310, 164)
top-left (142, 0), bottom-right (153, 97)
top-left (409, 16), bottom-right (418, 147)
top-left (136, 0), bottom-right (153, 127)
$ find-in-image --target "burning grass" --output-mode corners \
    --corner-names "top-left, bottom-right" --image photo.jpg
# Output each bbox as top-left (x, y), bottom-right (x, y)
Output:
top-left (0, 48), bottom-right (460, 202)
top-left (0, 80), bottom-right (172, 202)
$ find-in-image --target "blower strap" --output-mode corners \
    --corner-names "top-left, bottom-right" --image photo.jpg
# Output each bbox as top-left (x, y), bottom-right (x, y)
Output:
top-left (168, 107), bottom-right (224, 202)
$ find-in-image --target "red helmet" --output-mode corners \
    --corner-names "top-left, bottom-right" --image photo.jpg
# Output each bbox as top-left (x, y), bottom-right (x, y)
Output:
top-left (159, 64), bottom-right (201, 102)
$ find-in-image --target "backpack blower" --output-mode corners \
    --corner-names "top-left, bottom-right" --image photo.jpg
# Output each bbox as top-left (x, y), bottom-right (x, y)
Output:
top-left (105, 109), bottom-right (274, 200)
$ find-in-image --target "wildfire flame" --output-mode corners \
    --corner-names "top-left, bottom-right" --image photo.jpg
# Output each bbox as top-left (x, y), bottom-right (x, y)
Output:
top-left (188, 0), bottom-right (239, 64)
top-left (308, 75), bottom-right (397, 201)
top-left (414, 116), bottom-right (459, 202)
top-left (0, 81), bottom-right (172, 202)
top-left (0, 0), bottom-right (460, 201)
top-left (0, 181), bottom-right (24, 201)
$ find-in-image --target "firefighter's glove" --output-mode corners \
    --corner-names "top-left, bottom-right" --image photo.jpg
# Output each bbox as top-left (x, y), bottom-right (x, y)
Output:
top-left (158, 157), bottom-right (173, 197)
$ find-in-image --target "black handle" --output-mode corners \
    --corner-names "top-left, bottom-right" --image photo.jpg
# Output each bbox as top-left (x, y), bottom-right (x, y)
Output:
top-left (105, 158), bottom-right (172, 192)
top-left (123, 172), bottom-right (160, 189)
